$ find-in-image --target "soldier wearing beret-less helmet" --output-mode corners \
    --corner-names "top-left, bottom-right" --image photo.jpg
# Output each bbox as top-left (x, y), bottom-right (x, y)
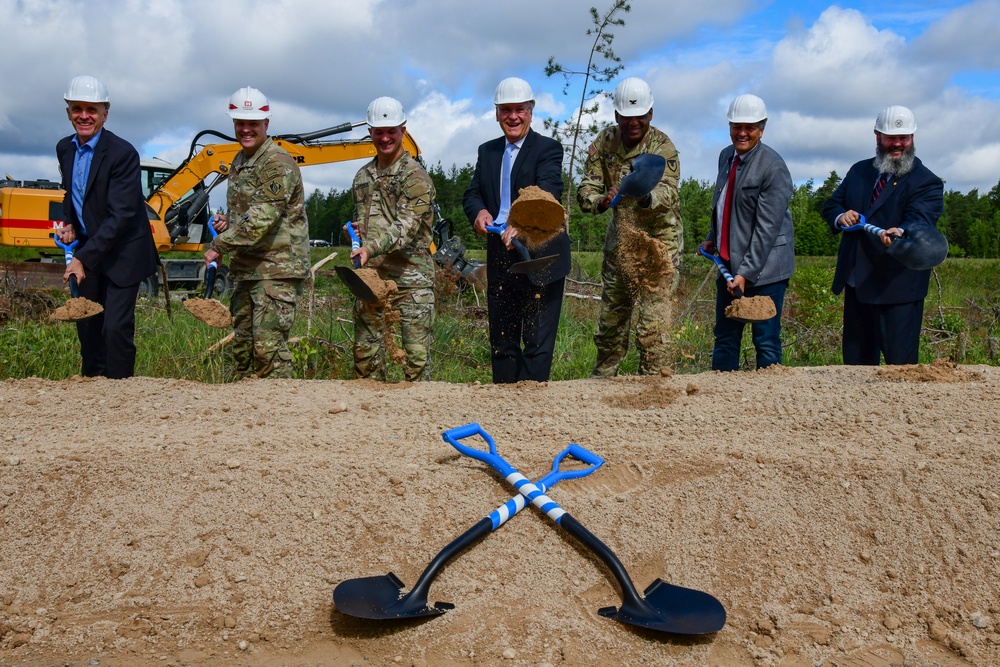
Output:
top-left (204, 86), bottom-right (309, 379)
top-left (578, 77), bottom-right (683, 377)
top-left (822, 105), bottom-right (945, 365)
top-left (347, 97), bottom-right (436, 381)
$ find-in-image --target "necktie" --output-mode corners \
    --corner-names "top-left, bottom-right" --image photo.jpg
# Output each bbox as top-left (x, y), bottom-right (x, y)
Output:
top-left (871, 173), bottom-right (888, 206)
top-left (720, 154), bottom-right (740, 262)
top-left (497, 142), bottom-right (516, 227)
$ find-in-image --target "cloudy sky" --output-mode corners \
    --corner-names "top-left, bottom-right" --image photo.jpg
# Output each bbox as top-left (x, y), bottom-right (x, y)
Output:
top-left (2, 0), bottom-right (999, 208)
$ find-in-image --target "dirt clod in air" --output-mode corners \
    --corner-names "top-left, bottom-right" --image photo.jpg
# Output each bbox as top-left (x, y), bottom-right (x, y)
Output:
top-left (616, 205), bottom-right (674, 297)
top-left (49, 297), bottom-right (103, 322)
top-left (183, 298), bottom-right (232, 328)
top-left (725, 294), bottom-right (777, 321)
top-left (509, 186), bottom-right (565, 250)
top-left (357, 269), bottom-right (407, 370)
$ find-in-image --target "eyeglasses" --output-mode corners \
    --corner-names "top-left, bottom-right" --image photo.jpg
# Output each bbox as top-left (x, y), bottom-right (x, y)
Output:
top-left (497, 105), bottom-right (532, 117)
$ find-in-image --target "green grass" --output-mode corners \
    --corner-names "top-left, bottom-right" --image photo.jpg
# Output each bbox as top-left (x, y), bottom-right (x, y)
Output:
top-left (2, 251), bottom-right (999, 382)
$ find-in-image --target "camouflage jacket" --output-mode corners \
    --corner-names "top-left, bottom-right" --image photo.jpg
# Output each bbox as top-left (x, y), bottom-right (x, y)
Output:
top-left (214, 137), bottom-right (309, 281)
top-left (351, 151), bottom-right (436, 289)
top-left (578, 125), bottom-right (683, 258)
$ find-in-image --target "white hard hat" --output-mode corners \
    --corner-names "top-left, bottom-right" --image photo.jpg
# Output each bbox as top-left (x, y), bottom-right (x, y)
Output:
top-left (64, 75), bottom-right (110, 104)
top-left (727, 94), bottom-right (767, 123)
top-left (366, 97), bottom-right (406, 127)
top-left (874, 105), bottom-right (916, 135)
top-left (227, 86), bottom-right (271, 120)
top-left (613, 77), bottom-right (653, 116)
top-left (493, 77), bottom-right (534, 105)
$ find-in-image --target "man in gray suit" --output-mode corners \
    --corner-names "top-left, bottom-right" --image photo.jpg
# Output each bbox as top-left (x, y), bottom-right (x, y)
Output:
top-left (700, 94), bottom-right (794, 371)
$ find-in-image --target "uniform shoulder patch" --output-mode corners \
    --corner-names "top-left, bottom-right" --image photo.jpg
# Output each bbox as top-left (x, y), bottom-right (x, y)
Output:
top-left (269, 181), bottom-right (283, 195)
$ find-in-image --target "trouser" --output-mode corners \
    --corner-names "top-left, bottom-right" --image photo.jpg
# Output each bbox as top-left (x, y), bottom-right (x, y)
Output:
top-left (75, 271), bottom-right (142, 379)
top-left (488, 274), bottom-right (564, 384)
top-left (592, 250), bottom-right (673, 377)
top-left (711, 277), bottom-right (788, 372)
top-left (230, 279), bottom-right (302, 379)
top-left (842, 286), bottom-right (923, 365)
top-left (354, 286), bottom-right (434, 381)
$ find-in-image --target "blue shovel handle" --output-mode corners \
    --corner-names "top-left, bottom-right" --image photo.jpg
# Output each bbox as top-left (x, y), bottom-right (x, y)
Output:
top-left (345, 222), bottom-right (362, 269)
top-left (697, 246), bottom-right (734, 283)
top-left (840, 214), bottom-right (900, 239)
top-left (483, 224), bottom-right (533, 264)
top-left (54, 236), bottom-right (80, 298)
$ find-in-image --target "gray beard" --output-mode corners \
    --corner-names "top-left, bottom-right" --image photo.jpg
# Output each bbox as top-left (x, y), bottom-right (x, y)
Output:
top-left (874, 142), bottom-right (916, 176)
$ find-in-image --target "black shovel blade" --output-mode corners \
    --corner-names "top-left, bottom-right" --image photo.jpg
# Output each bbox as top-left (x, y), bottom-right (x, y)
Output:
top-left (886, 224), bottom-right (949, 271)
top-left (618, 153), bottom-right (667, 199)
top-left (598, 578), bottom-right (727, 635)
top-left (333, 572), bottom-right (455, 620)
top-left (335, 265), bottom-right (378, 302)
top-left (508, 253), bottom-right (559, 275)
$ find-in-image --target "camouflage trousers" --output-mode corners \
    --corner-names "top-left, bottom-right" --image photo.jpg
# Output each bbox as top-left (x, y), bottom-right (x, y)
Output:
top-left (591, 250), bottom-right (676, 377)
top-left (230, 278), bottom-right (302, 379)
top-left (354, 286), bottom-right (434, 382)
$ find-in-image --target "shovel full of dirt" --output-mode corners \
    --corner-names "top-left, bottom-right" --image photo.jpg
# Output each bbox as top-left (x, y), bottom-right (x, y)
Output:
top-left (698, 247), bottom-right (776, 323)
top-left (49, 237), bottom-right (103, 323)
top-left (183, 259), bottom-right (233, 328)
top-left (335, 223), bottom-right (380, 302)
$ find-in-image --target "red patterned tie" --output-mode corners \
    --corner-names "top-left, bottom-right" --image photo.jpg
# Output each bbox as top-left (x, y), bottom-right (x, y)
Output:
top-left (720, 154), bottom-right (740, 262)
top-left (871, 173), bottom-right (888, 207)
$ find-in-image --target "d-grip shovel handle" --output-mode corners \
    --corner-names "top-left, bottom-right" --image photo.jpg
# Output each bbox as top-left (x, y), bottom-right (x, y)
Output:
top-left (345, 222), bottom-right (362, 269)
top-left (442, 423), bottom-right (606, 530)
top-left (54, 237), bottom-right (80, 298)
top-left (484, 224), bottom-right (533, 263)
top-left (698, 246), bottom-right (744, 298)
top-left (205, 218), bottom-right (220, 299)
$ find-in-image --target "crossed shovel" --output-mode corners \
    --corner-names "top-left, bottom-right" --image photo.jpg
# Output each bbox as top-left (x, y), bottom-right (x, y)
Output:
top-left (333, 423), bottom-right (726, 635)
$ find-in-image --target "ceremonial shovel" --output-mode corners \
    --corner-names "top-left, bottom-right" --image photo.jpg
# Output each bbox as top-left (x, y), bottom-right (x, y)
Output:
top-left (442, 423), bottom-right (727, 635)
top-left (841, 214), bottom-right (948, 271)
top-left (484, 223), bottom-right (558, 275)
top-left (334, 223), bottom-right (378, 302)
top-left (333, 443), bottom-right (604, 620)
top-left (609, 152), bottom-right (667, 208)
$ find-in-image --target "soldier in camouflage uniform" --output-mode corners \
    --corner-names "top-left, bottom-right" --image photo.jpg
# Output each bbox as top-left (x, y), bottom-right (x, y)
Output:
top-left (348, 97), bottom-right (436, 381)
top-left (578, 77), bottom-right (682, 377)
top-left (204, 86), bottom-right (309, 380)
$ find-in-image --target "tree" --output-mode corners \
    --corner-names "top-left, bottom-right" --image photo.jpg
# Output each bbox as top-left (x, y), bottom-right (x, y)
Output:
top-left (543, 1), bottom-right (630, 216)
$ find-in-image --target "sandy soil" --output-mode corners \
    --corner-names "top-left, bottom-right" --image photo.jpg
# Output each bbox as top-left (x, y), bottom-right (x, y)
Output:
top-left (1, 363), bottom-right (998, 667)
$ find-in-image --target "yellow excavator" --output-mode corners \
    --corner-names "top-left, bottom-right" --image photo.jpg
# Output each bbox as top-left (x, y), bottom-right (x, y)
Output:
top-left (0, 122), bottom-right (421, 295)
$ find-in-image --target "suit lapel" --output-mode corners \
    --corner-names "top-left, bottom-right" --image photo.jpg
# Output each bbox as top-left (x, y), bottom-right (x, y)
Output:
top-left (85, 131), bottom-right (109, 200)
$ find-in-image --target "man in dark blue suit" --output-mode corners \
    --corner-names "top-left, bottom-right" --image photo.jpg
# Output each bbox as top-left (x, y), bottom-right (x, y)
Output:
top-left (56, 75), bottom-right (159, 379)
top-left (823, 105), bottom-right (943, 365)
top-left (463, 77), bottom-right (570, 383)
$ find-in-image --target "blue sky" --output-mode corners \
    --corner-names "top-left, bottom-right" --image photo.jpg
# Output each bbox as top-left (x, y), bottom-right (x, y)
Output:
top-left (1, 0), bottom-right (998, 202)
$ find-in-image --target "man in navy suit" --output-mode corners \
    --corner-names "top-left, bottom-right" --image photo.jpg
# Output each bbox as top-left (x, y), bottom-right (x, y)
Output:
top-left (56, 75), bottom-right (159, 379)
top-left (823, 105), bottom-right (943, 365)
top-left (463, 77), bottom-right (570, 383)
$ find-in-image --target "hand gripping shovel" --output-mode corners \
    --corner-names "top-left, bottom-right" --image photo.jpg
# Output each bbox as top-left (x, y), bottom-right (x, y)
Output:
top-left (842, 214), bottom-right (948, 271)
top-left (335, 223), bottom-right (378, 302)
top-left (697, 246), bottom-right (775, 323)
top-left (333, 442), bottom-right (604, 620)
top-left (51, 236), bottom-right (103, 321)
top-left (609, 152), bottom-right (667, 208)
top-left (442, 423), bottom-right (727, 635)
top-left (485, 223), bottom-right (558, 275)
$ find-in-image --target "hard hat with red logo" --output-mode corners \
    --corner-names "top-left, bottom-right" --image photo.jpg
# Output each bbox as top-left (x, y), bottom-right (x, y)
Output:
top-left (227, 86), bottom-right (271, 120)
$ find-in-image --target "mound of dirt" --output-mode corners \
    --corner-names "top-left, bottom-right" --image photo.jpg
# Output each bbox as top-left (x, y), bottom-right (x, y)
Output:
top-left (1, 365), bottom-right (998, 667)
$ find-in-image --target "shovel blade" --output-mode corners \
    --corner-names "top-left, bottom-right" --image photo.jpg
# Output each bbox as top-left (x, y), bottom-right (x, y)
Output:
top-left (597, 579), bottom-right (726, 635)
top-left (508, 253), bottom-right (558, 275)
top-left (335, 265), bottom-right (378, 302)
top-left (618, 153), bottom-right (667, 200)
top-left (333, 573), bottom-right (454, 620)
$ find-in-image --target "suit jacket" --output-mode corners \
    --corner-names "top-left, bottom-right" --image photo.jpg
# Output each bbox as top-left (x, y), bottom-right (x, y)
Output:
top-left (57, 129), bottom-right (159, 287)
top-left (822, 156), bottom-right (943, 304)
top-left (463, 129), bottom-right (570, 286)
top-left (708, 142), bottom-right (794, 286)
